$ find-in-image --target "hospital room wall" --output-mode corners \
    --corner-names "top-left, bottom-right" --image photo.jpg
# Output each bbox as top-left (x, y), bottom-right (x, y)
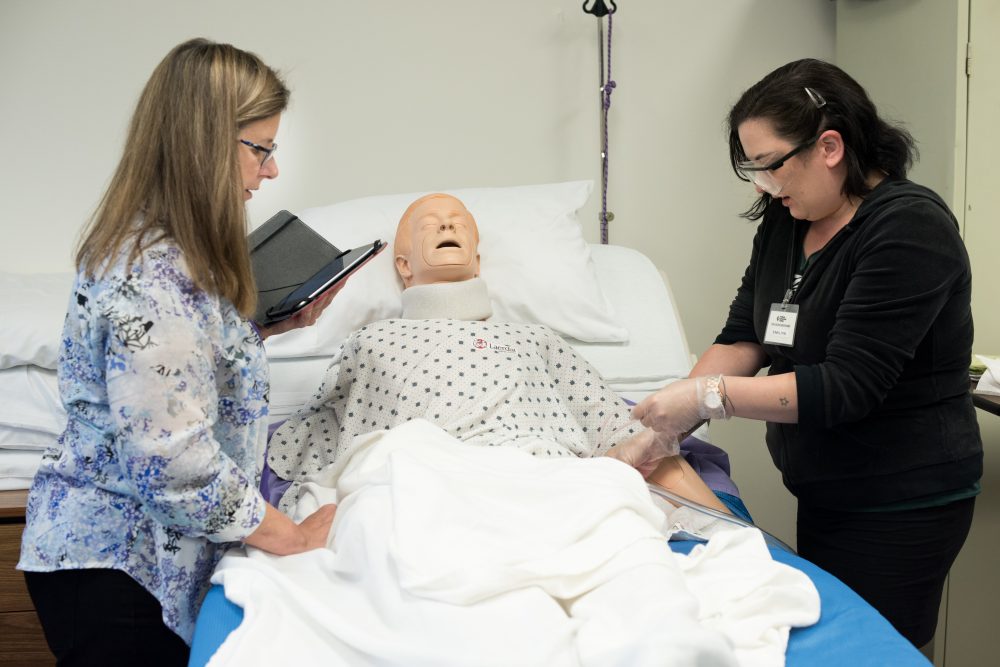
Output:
top-left (0, 0), bottom-right (835, 543)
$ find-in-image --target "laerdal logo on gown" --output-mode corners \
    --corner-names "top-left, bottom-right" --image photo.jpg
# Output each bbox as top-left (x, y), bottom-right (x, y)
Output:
top-left (473, 338), bottom-right (516, 354)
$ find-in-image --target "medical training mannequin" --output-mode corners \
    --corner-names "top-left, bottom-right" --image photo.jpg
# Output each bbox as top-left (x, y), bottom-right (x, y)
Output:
top-left (268, 194), bottom-right (730, 515)
top-left (268, 194), bottom-right (728, 511)
top-left (393, 194), bottom-right (728, 511)
top-left (267, 193), bottom-right (730, 516)
top-left (389, 193), bottom-right (729, 512)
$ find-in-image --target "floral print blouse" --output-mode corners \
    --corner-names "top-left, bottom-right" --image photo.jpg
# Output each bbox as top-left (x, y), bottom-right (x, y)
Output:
top-left (18, 240), bottom-right (269, 643)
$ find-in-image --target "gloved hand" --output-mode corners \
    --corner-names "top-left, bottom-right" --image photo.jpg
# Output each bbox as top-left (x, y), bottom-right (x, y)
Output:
top-left (606, 428), bottom-right (683, 478)
top-left (607, 376), bottom-right (731, 476)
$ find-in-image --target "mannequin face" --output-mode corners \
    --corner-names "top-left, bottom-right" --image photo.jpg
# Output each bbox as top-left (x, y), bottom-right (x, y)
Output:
top-left (395, 194), bottom-right (481, 288)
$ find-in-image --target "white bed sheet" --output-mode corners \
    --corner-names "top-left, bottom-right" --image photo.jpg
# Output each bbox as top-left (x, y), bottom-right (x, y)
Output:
top-left (0, 448), bottom-right (44, 490)
top-left (574, 244), bottom-right (692, 401)
top-left (0, 366), bottom-right (65, 434)
top-left (210, 420), bottom-right (818, 667)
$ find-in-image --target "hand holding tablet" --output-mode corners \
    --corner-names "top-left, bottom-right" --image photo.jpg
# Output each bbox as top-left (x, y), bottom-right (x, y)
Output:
top-left (249, 210), bottom-right (384, 326)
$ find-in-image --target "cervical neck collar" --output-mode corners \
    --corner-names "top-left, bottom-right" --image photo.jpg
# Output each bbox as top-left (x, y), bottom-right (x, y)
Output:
top-left (401, 277), bottom-right (493, 321)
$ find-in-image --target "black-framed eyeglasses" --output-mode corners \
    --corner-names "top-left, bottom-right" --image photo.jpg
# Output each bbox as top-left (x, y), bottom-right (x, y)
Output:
top-left (736, 133), bottom-right (821, 175)
top-left (238, 139), bottom-right (278, 166)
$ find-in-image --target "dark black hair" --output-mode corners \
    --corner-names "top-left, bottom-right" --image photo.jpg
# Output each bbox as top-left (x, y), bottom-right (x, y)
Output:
top-left (727, 58), bottom-right (917, 219)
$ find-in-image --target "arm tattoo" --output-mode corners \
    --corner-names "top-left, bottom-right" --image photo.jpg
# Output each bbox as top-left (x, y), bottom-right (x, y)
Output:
top-left (779, 397), bottom-right (789, 407)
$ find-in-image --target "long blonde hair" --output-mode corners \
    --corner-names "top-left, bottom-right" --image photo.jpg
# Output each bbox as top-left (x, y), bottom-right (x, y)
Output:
top-left (76, 38), bottom-right (289, 317)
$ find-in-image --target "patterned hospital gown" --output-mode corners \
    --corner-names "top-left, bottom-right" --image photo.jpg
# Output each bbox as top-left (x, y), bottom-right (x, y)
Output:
top-left (268, 319), bottom-right (642, 510)
top-left (18, 241), bottom-right (268, 643)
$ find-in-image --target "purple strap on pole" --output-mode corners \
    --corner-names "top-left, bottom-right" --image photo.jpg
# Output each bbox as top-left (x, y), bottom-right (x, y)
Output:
top-left (600, 12), bottom-right (616, 244)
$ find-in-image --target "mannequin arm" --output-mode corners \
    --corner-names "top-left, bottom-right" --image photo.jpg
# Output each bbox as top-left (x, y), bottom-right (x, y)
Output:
top-left (646, 455), bottom-right (731, 514)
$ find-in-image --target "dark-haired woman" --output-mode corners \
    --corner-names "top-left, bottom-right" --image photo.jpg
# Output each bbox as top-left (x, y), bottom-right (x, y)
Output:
top-left (610, 58), bottom-right (982, 651)
top-left (18, 39), bottom-right (337, 666)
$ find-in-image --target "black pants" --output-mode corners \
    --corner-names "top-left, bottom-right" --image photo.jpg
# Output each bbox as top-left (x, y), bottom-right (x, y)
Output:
top-left (24, 569), bottom-right (190, 667)
top-left (796, 496), bottom-right (975, 648)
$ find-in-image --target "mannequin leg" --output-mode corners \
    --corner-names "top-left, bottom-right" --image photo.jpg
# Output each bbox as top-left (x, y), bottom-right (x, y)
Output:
top-left (646, 455), bottom-right (731, 514)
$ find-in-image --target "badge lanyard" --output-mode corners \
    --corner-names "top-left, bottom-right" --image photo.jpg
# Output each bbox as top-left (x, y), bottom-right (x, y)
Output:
top-left (764, 229), bottom-right (805, 347)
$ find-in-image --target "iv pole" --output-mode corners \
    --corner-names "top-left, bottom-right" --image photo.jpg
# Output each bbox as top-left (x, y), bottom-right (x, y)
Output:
top-left (582, 0), bottom-right (617, 244)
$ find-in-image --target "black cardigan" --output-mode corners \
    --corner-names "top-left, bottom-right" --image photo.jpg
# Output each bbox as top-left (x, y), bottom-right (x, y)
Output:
top-left (717, 178), bottom-right (982, 508)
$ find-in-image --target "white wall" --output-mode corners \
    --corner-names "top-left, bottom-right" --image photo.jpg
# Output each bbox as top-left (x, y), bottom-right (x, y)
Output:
top-left (0, 0), bottom-right (836, 544)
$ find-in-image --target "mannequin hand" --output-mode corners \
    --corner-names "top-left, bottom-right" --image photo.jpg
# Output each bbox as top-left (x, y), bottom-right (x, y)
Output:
top-left (626, 376), bottom-right (731, 468)
top-left (257, 281), bottom-right (346, 340)
top-left (606, 429), bottom-right (681, 478)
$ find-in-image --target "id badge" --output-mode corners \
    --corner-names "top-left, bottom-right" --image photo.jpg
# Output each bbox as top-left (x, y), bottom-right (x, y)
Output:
top-left (764, 303), bottom-right (799, 347)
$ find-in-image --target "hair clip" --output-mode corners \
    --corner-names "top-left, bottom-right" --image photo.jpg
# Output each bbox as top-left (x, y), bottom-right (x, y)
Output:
top-left (805, 87), bottom-right (827, 109)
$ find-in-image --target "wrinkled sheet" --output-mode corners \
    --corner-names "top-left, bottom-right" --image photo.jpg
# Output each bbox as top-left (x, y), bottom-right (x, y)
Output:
top-left (210, 420), bottom-right (819, 667)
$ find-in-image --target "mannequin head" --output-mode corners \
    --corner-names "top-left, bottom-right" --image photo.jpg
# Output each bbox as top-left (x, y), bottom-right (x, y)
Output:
top-left (394, 193), bottom-right (481, 288)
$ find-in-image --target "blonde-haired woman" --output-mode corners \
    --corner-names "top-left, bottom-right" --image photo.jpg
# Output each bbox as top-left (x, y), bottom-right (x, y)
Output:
top-left (18, 38), bottom-right (337, 665)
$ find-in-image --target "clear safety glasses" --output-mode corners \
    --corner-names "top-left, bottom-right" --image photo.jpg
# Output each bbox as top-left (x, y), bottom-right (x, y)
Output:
top-left (736, 134), bottom-right (819, 197)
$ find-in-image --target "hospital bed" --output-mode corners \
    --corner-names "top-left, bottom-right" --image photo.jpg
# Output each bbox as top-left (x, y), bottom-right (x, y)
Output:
top-left (0, 182), bottom-right (928, 665)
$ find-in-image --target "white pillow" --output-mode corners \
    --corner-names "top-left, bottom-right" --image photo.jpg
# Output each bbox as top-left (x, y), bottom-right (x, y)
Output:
top-left (0, 449), bottom-right (45, 479)
top-left (0, 272), bottom-right (74, 370)
top-left (0, 425), bottom-right (59, 451)
top-left (568, 244), bottom-right (694, 388)
top-left (0, 366), bottom-right (66, 434)
top-left (263, 181), bottom-right (627, 359)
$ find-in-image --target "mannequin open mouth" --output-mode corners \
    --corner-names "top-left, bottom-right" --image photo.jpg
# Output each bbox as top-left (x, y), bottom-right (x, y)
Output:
top-left (436, 241), bottom-right (461, 249)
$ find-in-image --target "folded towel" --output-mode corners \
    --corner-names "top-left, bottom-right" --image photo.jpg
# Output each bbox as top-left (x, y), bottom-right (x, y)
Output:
top-left (974, 354), bottom-right (1000, 396)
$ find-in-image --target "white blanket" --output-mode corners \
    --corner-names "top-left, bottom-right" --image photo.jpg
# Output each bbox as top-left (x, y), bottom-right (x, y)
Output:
top-left (210, 420), bottom-right (819, 666)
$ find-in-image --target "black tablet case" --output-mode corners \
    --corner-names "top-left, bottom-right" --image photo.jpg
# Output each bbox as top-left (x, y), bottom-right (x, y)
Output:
top-left (249, 210), bottom-right (343, 325)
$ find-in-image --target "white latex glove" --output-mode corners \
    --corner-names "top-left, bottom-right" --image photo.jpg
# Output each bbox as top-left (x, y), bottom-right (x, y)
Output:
top-left (608, 376), bottom-right (730, 475)
top-left (606, 429), bottom-right (682, 478)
